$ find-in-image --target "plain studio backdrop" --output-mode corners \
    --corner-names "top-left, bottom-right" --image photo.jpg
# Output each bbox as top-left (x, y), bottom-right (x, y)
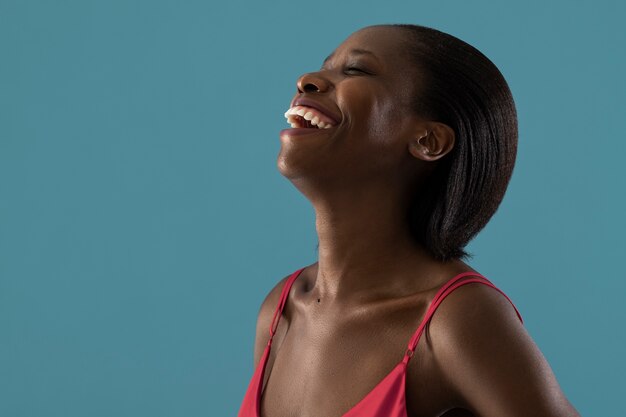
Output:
top-left (1, 0), bottom-right (624, 416)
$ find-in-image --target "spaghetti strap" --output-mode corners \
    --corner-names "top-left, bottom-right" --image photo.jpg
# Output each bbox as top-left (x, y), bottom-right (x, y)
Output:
top-left (267, 267), bottom-right (306, 343)
top-left (402, 272), bottom-right (524, 364)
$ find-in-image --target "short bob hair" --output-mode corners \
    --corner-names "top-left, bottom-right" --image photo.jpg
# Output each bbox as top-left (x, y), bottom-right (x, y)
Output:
top-left (391, 23), bottom-right (519, 262)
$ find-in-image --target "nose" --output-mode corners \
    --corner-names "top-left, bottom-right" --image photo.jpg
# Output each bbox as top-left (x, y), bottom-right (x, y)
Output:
top-left (296, 72), bottom-right (331, 93)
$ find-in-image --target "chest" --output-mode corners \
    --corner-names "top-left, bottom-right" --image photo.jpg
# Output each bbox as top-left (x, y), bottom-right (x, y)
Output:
top-left (259, 302), bottom-right (458, 417)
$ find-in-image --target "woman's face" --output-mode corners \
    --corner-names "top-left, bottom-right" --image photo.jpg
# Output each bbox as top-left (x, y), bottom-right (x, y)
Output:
top-left (278, 25), bottom-right (427, 185)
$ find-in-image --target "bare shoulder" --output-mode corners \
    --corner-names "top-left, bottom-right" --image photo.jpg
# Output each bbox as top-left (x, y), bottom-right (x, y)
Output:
top-left (252, 267), bottom-right (304, 368)
top-left (426, 278), bottom-right (581, 417)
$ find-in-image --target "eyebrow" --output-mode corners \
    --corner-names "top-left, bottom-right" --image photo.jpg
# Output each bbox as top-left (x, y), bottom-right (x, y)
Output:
top-left (322, 48), bottom-right (379, 67)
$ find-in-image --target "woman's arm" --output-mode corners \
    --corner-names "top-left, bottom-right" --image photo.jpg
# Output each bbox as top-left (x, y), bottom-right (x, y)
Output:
top-left (425, 282), bottom-right (581, 417)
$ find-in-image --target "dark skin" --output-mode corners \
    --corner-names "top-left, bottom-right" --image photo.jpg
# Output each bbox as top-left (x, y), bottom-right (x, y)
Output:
top-left (255, 26), bottom-right (581, 417)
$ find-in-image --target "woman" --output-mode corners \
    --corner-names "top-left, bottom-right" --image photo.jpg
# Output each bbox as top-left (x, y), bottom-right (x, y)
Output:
top-left (238, 24), bottom-right (581, 417)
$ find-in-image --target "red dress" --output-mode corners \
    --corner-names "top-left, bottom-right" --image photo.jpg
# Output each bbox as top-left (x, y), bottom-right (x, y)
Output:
top-left (238, 267), bottom-right (524, 417)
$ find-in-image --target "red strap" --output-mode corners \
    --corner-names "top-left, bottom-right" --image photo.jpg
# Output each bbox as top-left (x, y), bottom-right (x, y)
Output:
top-left (402, 273), bottom-right (523, 363)
top-left (268, 267), bottom-right (306, 341)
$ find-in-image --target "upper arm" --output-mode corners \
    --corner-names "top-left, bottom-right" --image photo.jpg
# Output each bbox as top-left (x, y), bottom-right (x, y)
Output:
top-left (253, 274), bottom-right (292, 368)
top-left (427, 282), bottom-right (581, 417)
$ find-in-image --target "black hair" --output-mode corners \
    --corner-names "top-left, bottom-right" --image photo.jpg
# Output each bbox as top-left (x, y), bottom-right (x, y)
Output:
top-left (389, 23), bottom-right (519, 262)
top-left (313, 24), bottom-right (517, 262)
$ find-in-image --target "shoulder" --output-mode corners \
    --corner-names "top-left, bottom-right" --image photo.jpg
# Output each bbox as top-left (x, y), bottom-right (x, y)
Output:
top-left (252, 266), bottom-right (307, 368)
top-left (425, 277), bottom-right (580, 416)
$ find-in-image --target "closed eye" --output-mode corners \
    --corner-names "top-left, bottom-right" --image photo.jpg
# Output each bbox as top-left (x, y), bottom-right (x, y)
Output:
top-left (344, 67), bottom-right (368, 75)
top-left (318, 64), bottom-right (371, 75)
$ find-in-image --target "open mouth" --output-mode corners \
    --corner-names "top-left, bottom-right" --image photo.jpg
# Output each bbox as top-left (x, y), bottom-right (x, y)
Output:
top-left (290, 114), bottom-right (322, 129)
top-left (284, 106), bottom-right (337, 130)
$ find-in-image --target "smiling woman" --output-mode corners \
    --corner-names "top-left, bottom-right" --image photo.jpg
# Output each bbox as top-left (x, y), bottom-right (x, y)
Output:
top-left (239, 24), bottom-right (582, 417)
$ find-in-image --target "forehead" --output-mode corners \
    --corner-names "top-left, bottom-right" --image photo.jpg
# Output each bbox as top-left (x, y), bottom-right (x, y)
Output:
top-left (324, 26), bottom-right (423, 98)
top-left (326, 26), bottom-right (412, 67)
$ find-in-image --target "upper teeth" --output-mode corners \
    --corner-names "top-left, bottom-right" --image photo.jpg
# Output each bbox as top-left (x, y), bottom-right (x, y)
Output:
top-left (284, 106), bottom-right (335, 129)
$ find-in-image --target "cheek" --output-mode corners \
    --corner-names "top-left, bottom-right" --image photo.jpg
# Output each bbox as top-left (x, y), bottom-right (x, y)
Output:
top-left (357, 96), bottom-right (412, 159)
top-left (369, 98), bottom-right (405, 141)
top-left (341, 83), bottom-right (406, 143)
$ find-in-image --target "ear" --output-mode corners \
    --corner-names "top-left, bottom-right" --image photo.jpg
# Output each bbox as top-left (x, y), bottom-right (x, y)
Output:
top-left (408, 122), bottom-right (455, 162)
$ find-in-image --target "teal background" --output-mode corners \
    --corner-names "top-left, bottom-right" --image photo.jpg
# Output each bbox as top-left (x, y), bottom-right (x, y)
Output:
top-left (1, 0), bottom-right (623, 415)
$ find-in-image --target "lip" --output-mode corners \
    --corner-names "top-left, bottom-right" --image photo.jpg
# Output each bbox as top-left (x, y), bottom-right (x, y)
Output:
top-left (279, 127), bottom-right (335, 137)
top-left (290, 97), bottom-right (342, 126)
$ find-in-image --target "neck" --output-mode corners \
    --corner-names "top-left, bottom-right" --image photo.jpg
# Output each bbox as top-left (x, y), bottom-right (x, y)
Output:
top-left (309, 182), bottom-right (442, 303)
